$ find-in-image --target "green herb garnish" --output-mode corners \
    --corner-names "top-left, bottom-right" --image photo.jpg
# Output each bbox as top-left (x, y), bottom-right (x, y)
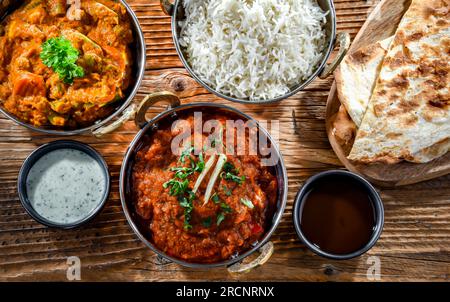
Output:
top-left (221, 162), bottom-right (245, 184)
top-left (211, 193), bottom-right (220, 204)
top-left (223, 162), bottom-right (235, 173)
top-left (163, 148), bottom-right (206, 231)
top-left (164, 173), bottom-right (192, 229)
top-left (222, 185), bottom-right (232, 196)
top-left (40, 37), bottom-right (84, 84)
top-left (178, 192), bottom-right (195, 230)
top-left (220, 202), bottom-right (232, 213)
top-left (240, 198), bottom-right (254, 209)
top-left (170, 167), bottom-right (194, 179)
top-left (163, 179), bottom-right (189, 196)
top-left (195, 152), bottom-right (205, 173)
top-left (178, 146), bottom-right (204, 173)
top-left (215, 202), bottom-right (232, 226)
top-left (180, 146), bottom-right (195, 163)
top-left (222, 172), bottom-right (246, 184)
top-left (202, 217), bottom-right (212, 228)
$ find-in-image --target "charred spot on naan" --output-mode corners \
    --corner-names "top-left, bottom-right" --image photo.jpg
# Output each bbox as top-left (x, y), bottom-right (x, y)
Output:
top-left (385, 74), bottom-right (409, 89)
top-left (385, 49), bottom-right (414, 69)
top-left (349, 152), bottom-right (404, 165)
top-left (423, 79), bottom-right (446, 90)
top-left (397, 99), bottom-right (420, 114)
top-left (408, 32), bottom-right (424, 41)
top-left (386, 133), bottom-right (403, 139)
top-left (422, 0), bottom-right (449, 20)
top-left (349, 43), bottom-right (384, 65)
top-left (428, 97), bottom-right (449, 109)
top-left (403, 114), bottom-right (419, 126)
top-left (378, 89), bottom-right (388, 96)
top-left (436, 18), bottom-right (449, 27)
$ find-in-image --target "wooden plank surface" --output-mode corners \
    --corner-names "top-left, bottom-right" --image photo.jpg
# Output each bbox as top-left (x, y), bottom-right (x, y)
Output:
top-left (0, 0), bottom-right (449, 282)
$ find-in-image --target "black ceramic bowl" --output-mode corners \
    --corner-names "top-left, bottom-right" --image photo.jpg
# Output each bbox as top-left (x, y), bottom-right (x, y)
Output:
top-left (293, 170), bottom-right (384, 260)
top-left (17, 140), bottom-right (111, 229)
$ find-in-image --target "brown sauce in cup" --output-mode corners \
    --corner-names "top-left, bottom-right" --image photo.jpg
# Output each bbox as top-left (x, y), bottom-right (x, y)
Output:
top-left (300, 176), bottom-right (376, 255)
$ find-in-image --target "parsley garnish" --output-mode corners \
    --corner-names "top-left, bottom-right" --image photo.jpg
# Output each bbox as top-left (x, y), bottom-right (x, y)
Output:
top-left (194, 152), bottom-right (205, 173)
top-left (178, 192), bottom-right (195, 230)
top-left (179, 146), bottom-right (204, 173)
top-left (222, 185), bottom-right (232, 196)
top-left (211, 193), bottom-right (220, 204)
top-left (163, 147), bottom-right (206, 230)
top-left (180, 146), bottom-right (195, 163)
top-left (202, 217), bottom-right (212, 228)
top-left (223, 162), bottom-right (235, 173)
top-left (40, 37), bottom-right (84, 84)
top-left (222, 172), bottom-right (246, 184)
top-left (220, 202), bottom-right (232, 213)
top-left (163, 179), bottom-right (189, 196)
top-left (215, 202), bottom-right (233, 227)
top-left (216, 212), bottom-right (225, 226)
top-left (240, 198), bottom-right (254, 209)
top-left (221, 162), bottom-right (246, 185)
top-left (170, 167), bottom-right (194, 180)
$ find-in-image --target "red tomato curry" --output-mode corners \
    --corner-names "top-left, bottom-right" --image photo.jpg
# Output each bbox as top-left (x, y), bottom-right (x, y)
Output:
top-left (0, 0), bottom-right (133, 128)
top-left (132, 111), bottom-right (278, 263)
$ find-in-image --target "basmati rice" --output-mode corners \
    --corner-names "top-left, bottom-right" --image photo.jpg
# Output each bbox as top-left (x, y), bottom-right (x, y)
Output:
top-left (179, 0), bottom-right (328, 101)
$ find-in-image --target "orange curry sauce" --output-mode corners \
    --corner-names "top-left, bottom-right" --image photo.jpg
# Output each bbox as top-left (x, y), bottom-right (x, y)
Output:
top-left (0, 0), bottom-right (133, 128)
top-left (132, 111), bottom-right (278, 263)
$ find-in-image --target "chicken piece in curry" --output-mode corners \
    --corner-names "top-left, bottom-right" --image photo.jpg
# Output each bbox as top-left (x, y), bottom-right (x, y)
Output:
top-left (0, 0), bottom-right (133, 128)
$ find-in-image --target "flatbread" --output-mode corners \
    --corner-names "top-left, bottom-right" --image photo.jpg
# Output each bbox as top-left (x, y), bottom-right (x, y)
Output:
top-left (335, 36), bottom-right (393, 127)
top-left (335, 36), bottom-right (448, 163)
top-left (409, 138), bottom-right (450, 163)
top-left (348, 0), bottom-right (450, 164)
top-left (333, 104), bottom-right (356, 149)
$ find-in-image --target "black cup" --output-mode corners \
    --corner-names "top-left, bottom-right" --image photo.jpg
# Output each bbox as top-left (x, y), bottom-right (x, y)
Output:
top-left (292, 170), bottom-right (384, 260)
top-left (17, 140), bottom-right (110, 229)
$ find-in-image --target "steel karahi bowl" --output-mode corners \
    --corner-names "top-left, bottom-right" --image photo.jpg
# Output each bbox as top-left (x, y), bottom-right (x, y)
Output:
top-left (0, 0), bottom-right (146, 136)
top-left (119, 91), bottom-right (288, 272)
top-left (160, 0), bottom-right (350, 104)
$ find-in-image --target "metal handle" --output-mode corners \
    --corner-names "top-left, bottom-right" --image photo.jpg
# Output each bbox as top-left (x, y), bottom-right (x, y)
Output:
top-left (92, 104), bottom-right (138, 138)
top-left (134, 91), bottom-right (181, 129)
top-left (155, 254), bottom-right (173, 266)
top-left (227, 242), bottom-right (274, 274)
top-left (160, 0), bottom-right (174, 16)
top-left (92, 91), bottom-right (181, 137)
top-left (319, 32), bottom-right (351, 79)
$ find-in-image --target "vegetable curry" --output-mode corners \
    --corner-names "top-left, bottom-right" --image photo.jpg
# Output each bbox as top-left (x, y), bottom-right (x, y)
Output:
top-left (0, 0), bottom-right (133, 128)
top-left (132, 111), bottom-right (278, 263)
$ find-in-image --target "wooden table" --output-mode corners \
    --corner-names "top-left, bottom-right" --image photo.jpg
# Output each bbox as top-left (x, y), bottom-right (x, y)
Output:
top-left (0, 0), bottom-right (449, 282)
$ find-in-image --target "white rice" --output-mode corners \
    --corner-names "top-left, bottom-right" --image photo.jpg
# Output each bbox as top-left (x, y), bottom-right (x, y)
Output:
top-left (178, 0), bottom-right (328, 101)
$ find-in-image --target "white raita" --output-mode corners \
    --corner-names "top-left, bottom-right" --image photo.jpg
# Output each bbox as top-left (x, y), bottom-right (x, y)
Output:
top-left (179, 0), bottom-right (328, 101)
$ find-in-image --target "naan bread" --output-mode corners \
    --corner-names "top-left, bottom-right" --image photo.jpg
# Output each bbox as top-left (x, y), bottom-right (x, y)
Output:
top-left (348, 0), bottom-right (450, 164)
top-left (409, 138), bottom-right (450, 163)
top-left (333, 104), bottom-right (356, 149)
top-left (335, 36), bottom-right (393, 127)
top-left (334, 36), bottom-right (448, 163)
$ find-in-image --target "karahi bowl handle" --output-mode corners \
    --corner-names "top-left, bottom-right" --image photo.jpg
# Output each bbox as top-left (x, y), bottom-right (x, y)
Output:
top-left (319, 32), bottom-right (351, 79)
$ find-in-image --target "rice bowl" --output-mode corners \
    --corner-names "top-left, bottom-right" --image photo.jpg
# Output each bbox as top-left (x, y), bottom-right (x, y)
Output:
top-left (178, 0), bottom-right (329, 101)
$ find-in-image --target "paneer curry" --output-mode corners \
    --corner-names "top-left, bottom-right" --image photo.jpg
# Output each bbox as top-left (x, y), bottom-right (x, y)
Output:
top-left (0, 0), bottom-right (133, 128)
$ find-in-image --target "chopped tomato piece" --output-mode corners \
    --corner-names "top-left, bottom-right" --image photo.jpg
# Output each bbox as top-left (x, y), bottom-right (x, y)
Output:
top-left (251, 223), bottom-right (264, 235)
top-left (12, 72), bottom-right (45, 97)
